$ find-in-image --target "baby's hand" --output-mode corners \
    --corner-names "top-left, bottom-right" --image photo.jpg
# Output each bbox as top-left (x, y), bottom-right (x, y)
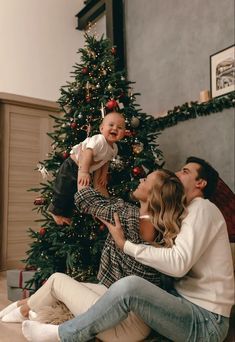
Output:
top-left (50, 213), bottom-right (71, 226)
top-left (78, 172), bottom-right (91, 186)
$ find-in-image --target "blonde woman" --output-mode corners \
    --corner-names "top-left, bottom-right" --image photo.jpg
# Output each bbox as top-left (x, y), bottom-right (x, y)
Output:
top-left (1, 169), bottom-right (187, 342)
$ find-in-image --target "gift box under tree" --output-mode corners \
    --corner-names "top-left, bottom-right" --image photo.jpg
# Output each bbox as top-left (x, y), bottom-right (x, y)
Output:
top-left (7, 269), bottom-right (36, 302)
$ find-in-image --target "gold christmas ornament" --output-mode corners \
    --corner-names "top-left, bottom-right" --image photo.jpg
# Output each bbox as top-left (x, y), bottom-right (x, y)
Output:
top-left (130, 116), bottom-right (140, 128)
top-left (132, 142), bottom-right (144, 154)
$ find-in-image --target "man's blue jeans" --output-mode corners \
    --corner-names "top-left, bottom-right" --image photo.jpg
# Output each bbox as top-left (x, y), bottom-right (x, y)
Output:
top-left (58, 275), bottom-right (229, 342)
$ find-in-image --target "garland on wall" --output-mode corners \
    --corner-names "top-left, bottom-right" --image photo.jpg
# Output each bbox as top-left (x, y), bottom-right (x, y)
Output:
top-left (154, 91), bottom-right (235, 131)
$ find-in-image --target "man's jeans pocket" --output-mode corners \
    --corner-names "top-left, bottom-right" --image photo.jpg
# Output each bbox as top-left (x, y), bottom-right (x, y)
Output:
top-left (211, 313), bottom-right (222, 324)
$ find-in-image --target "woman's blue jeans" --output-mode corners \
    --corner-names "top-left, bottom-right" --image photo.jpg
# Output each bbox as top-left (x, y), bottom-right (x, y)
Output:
top-left (58, 275), bottom-right (229, 342)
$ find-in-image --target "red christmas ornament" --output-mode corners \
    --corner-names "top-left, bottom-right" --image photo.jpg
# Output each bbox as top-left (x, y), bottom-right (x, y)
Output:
top-left (82, 67), bottom-right (88, 74)
top-left (34, 197), bottom-right (45, 205)
top-left (124, 129), bottom-right (135, 137)
top-left (106, 99), bottom-right (118, 110)
top-left (111, 47), bottom-right (117, 55)
top-left (62, 151), bottom-right (70, 159)
top-left (132, 166), bottom-right (144, 177)
top-left (39, 227), bottom-right (46, 236)
top-left (86, 95), bottom-right (91, 103)
top-left (70, 121), bottom-right (77, 129)
top-left (99, 224), bottom-right (106, 232)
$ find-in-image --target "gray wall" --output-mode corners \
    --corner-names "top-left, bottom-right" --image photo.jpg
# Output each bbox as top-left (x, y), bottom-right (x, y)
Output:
top-left (158, 109), bottom-right (234, 190)
top-left (125, 0), bottom-right (235, 190)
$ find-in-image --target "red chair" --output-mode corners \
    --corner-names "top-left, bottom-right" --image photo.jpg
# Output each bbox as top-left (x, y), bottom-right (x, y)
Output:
top-left (210, 178), bottom-right (235, 341)
top-left (210, 177), bottom-right (235, 243)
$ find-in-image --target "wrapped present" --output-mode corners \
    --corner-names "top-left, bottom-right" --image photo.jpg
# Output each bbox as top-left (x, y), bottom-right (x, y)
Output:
top-left (7, 269), bottom-right (36, 301)
top-left (7, 287), bottom-right (32, 302)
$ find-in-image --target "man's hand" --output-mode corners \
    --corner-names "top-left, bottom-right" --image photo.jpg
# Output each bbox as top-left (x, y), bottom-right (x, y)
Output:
top-left (99, 213), bottom-right (126, 250)
top-left (50, 213), bottom-right (71, 226)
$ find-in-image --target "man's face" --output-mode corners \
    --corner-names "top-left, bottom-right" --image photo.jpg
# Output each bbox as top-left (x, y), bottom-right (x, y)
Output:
top-left (132, 171), bottom-right (158, 202)
top-left (175, 162), bottom-right (201, 195)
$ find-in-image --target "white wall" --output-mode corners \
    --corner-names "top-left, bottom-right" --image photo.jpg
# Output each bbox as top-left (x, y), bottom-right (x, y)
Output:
top-left (0, 0), bottom-right (85, 101)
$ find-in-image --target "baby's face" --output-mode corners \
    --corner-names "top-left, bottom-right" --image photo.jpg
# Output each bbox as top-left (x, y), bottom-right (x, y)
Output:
top-left (100, 113), bottom-right (126, 144)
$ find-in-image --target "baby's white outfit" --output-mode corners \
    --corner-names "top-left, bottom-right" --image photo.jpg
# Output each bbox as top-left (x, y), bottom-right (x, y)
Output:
top-left (70, 134), bottom-right (118, 173)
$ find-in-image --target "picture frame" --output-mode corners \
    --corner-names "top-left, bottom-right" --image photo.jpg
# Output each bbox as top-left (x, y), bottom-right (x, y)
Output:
top-left (210, 45), bottom-right (235, 98)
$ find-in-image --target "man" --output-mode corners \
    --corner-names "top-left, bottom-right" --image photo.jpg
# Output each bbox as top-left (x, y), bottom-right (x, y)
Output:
top-left (22, 157), bottom-right (234, 342)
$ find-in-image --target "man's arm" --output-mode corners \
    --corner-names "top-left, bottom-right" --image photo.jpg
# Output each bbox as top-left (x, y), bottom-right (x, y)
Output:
top-left (100, 200), bottom-right (224, 277)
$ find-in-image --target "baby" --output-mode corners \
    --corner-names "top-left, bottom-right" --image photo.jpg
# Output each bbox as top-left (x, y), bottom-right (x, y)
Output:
top-left (48, 112), bottom-right (126, 225)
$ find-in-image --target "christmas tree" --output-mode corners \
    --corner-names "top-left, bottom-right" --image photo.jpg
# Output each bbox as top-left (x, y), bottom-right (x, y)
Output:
top-left (24, 33), bottom-right (163, 289)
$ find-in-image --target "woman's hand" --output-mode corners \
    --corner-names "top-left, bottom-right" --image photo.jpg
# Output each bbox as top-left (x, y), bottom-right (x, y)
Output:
top-left (78, 172), bottom-right (91, 186)
top-left (99, 213), bottom-right (126, 250)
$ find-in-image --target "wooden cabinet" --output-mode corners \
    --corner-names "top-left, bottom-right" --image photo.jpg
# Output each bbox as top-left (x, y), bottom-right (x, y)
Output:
top-left (0, 93), bottom-right (60, 270)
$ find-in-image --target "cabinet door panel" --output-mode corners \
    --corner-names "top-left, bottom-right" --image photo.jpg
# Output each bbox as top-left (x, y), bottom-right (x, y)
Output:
top-left (0, 94), bottom-right (58, 270)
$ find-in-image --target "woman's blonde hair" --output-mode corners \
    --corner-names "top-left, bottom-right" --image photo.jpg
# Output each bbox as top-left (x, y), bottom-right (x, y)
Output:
top-left (148, 169), bottom-right (187, 248)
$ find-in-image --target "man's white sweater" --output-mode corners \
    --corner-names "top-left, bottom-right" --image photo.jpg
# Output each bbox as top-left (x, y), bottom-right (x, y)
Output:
top-left (124, 197), bottom-right (234, 317)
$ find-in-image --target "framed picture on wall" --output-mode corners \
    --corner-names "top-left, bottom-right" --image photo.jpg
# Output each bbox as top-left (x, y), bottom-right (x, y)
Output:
top-left (210, 45), bottom-right (235, 98)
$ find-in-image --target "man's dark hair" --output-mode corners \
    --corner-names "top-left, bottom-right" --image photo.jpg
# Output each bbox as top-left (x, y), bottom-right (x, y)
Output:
top-left (186, 156), bottom-right (219, 199)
